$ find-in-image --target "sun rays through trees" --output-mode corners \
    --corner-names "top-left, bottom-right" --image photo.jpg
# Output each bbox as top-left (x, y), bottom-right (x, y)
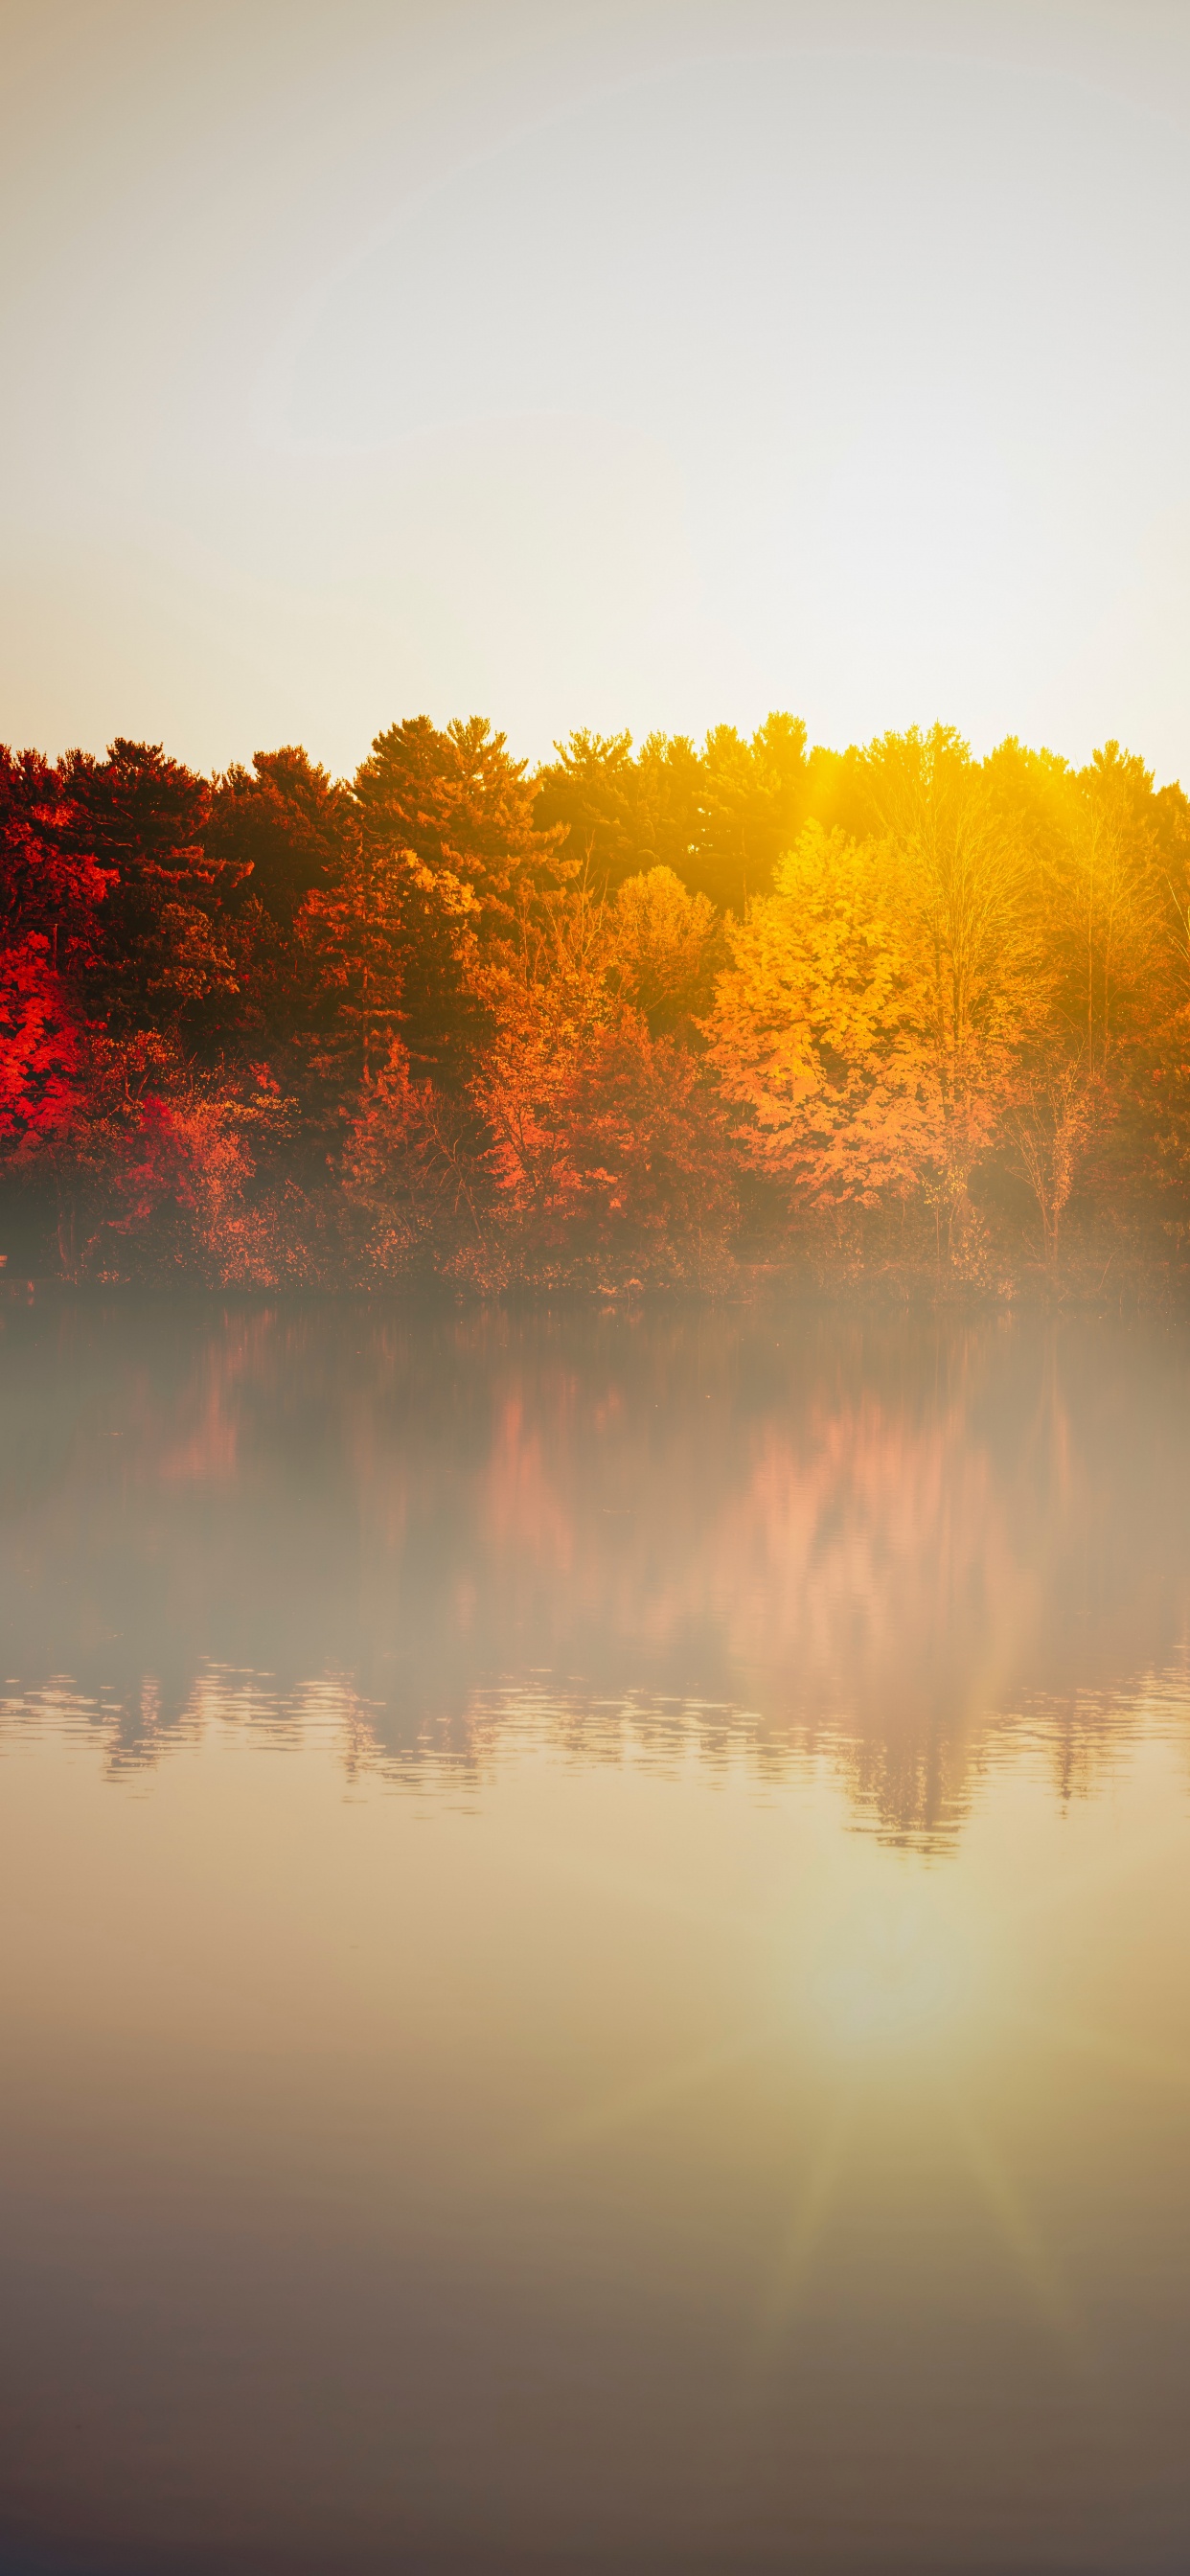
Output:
top-left (2, 712), bottom-right (1188, 1296)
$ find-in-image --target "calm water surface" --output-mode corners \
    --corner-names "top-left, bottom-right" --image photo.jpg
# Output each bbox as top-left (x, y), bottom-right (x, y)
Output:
top-left (2, 1301), bottom-right (1189, 2574)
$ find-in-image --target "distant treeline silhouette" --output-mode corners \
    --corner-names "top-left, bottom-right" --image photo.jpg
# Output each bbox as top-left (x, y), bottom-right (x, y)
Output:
top-left (2, 712), bottom-right (1189, 1295)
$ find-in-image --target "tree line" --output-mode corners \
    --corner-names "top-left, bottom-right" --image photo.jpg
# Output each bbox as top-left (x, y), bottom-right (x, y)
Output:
top-left (2, 709), bottom-right (1189, 1296)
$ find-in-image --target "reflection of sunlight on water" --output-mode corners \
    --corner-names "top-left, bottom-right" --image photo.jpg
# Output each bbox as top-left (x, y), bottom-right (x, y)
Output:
top-left (807, 1881), bottom-right (985, 2058)
top-left (7, 1313), bottom-right (1190, 2575)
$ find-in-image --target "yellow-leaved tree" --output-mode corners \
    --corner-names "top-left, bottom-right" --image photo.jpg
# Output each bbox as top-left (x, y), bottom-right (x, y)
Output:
top-left (708, 728), bottom-right (1041, 1275)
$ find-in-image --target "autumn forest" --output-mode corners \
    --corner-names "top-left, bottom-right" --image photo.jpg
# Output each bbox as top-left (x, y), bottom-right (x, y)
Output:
top-left (2, 710), bottom-right (1188, 1298)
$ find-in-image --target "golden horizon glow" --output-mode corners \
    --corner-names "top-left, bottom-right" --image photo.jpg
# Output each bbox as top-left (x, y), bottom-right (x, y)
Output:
top-left (6, 6), bottom-right (1190, 786)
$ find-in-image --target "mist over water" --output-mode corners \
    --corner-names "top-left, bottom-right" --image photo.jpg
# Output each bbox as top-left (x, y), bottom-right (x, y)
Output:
top-left (4, 1300), bottom-right (1186, 1834)
top-left (2, 1301), bottom-right (1190, 2572)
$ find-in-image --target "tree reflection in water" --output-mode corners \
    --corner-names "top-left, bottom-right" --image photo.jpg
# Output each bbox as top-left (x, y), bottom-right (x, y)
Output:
top-left (1, 1299), bottom-right (1186, 1847)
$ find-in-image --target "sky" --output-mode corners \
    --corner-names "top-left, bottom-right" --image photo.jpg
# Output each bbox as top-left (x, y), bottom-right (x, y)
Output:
top-left (4, 0), bottom-right (1190, 783)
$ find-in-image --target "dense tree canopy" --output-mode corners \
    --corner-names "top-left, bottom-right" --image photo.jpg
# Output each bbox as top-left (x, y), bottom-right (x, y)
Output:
top-left (1, 706), bottom-right (1188, 1297)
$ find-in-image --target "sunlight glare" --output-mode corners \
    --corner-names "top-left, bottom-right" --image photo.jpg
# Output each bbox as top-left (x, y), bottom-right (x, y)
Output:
top-left (806, 1876), bottom-right (987, 2062)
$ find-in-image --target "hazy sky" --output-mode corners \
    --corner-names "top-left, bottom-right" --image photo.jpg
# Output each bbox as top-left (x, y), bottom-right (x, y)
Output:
top-left (4, 0), bottom-right (1190, 781)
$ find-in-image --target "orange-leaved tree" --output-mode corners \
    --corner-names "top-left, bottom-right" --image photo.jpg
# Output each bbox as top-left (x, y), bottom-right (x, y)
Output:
top-left (707, 820), bottom-right (924, 1211)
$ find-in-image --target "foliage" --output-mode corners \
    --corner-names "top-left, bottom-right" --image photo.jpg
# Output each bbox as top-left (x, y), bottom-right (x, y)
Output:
top-left (0, 937), bottom-right (84, 1155)
top-left (3, 709), bottom-right (1190, 1299)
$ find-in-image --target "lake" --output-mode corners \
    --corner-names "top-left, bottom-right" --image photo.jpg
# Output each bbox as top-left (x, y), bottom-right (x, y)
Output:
top-left (2, 1300), bottom-right (1189, 2574)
